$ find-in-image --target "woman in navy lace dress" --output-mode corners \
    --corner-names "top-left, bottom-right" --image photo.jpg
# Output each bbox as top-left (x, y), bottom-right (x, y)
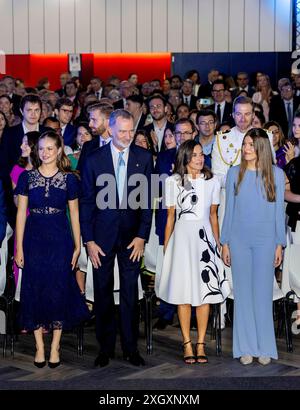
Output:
top-left (15, 131), bottom-right (89, 368)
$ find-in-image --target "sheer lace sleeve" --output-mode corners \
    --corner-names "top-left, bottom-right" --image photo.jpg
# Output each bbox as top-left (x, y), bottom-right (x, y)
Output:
top-left (15, 170), bottom-right (29, 196)
top-left (67, 173), bottom-right (80, 200)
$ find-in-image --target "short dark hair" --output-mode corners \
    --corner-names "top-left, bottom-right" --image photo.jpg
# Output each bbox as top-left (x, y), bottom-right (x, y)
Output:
top-left (43, 116), bottom-right (60, 127)
top-left (20, 94), bottom-right (42, 111)
top-left (196, 109), bottom-right (217, 124)
top-left (175, 118), bottom-right (196, 133)
top-left (55, 97), bottom-right (74, 110)
top-left (147, 94), bottom-right (167, 107)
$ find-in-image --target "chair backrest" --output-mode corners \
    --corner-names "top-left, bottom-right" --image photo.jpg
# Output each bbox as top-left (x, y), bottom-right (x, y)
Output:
top-left (0, 224), bottom-right (13, 297)
top-left (281, 225), bottom-right (300, 300)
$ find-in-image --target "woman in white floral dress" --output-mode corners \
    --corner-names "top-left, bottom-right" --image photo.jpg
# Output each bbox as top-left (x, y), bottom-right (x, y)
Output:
top-left (157, 140), bottom-right (229, 364)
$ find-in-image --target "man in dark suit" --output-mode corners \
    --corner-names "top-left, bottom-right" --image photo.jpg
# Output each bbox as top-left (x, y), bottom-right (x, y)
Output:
top-left (0, 94), bottom-right (45, 227)
top-left (180, 79), bottom-right (198, 110)
top-left (55, 72), bottom-right (71, 97)
top-left (113, 81), bottom-right (134, 110)
top-left (269, 79), bottom-right (300, 137)
top-left (80, 109), bottom-right (153, 367)
top-left (143, 95), bottom-right (173, 154)
top-left (231, 72), bottom-right (255, 99)
top-left (206, 80), bottom-right (234, 126)
top-left (76, 103), bottom-right (113, 173)
top-left (0, 94), bottom-right (44, 178)
top-left (125, 94), bottom-right (147, 131)
top-left (2, 76), bottom-right (22, 116)
top-left (54, 98), bottom-right (75, 146)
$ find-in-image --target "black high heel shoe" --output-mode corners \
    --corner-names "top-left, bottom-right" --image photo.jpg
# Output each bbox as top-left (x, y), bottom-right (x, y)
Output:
top-left (34, 360), bottom-right (46, 368)
top-left (182, 340), bottom-right (196, 364)
top-left (195, 342), bottom-right (208, 364)
top-left (48, 360), bottom-right (61, 369)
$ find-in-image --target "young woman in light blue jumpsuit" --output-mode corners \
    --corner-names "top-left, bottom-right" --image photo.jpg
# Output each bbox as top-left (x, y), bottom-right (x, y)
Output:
top-left (221, 128), bottom-right (286, 365)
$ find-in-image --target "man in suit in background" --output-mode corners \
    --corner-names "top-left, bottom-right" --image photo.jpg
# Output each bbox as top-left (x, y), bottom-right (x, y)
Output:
top-left (2, 75), bottom-right (22, 116)
top-left (269, 78), bottom-right (300, 138)
top-left (180, 79), bottom-right (198, 110)
top-left (55, 72), bottom-right (71, 97)
top-left (76, 103), bottom-right (113, 173)
top-left (143, 95), bottom-right (173, 154)
top-left (0, 94), bottom-right (45, 227)
top-left (54, 97), bottom-right (75, 146)
top-left (80, 109), bottom-right (153, 367)
top-left (231, 72), bottom-right (255, 99)
top-left (206, 80), bottom-right (234, 126)
top-left (0, 94), bottom-right (44, 178)
top-left (113, 81), bottom-right (134, 110)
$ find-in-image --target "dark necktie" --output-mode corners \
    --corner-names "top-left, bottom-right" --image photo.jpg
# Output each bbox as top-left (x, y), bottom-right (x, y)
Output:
top-left (216, 104), bottom-right (221, 123)
top-left (287, 102), bottom-right (293, 138)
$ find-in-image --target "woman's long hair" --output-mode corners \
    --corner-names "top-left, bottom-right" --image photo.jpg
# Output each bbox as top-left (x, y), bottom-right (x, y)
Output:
top-left (264, 120), bottom-right (286, 148)
top-left (18, 131), bottom-right (40, 168)
top-left (36, 130), bottom-right (73, 173)
top-left (174, 140), bottom-right (212, 187)
top-left (235, 128), bottom-right (276, 202)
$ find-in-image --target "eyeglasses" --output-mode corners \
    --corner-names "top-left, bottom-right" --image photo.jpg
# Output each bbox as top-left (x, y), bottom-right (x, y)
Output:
top-left (174, 131), bottom-right (193, 136)
top-left (149, 104), bottom-right (163, 110)
top-left (199, 120), bottom-right (215, 126)
top-left (212, 89), bottom-right (225, 93)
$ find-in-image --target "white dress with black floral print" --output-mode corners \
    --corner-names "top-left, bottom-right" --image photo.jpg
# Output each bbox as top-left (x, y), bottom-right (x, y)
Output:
top-left (157, 173), bottom-right (230, 306)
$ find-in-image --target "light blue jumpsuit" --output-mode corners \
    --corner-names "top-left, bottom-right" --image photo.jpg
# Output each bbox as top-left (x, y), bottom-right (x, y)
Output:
top-left (221, 166), bottom-right (286, 359)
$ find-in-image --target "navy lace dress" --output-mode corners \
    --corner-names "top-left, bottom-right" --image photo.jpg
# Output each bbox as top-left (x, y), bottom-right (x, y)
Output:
top-left (16, 169), bottom-right (90, 331)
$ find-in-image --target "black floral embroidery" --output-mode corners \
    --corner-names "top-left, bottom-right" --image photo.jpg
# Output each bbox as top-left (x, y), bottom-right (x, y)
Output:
top-left (199, 226), bottom-right (228, 301)
top-left (177, 186), bottom-right (198, 219)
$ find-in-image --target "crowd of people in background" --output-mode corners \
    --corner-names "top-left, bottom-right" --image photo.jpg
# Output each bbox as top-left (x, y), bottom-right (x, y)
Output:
top-left (0, 67), bottom-right (300, 369)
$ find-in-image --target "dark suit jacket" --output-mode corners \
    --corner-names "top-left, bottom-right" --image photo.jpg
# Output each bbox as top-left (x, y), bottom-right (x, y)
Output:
top-left (0, 180), bottom-right (6, 247)
top-left (231, 86), bottom-right (255, 99)
top-left (76, 137), bottom-right (100, 174)
top-left (154, 148), bottom-right (176, 244)
top-left (136, 113), bottom-right (148, 131)
top-left (11, 93), bottom-right (22, 116)
top-left (269, 96), bottom-right (300, 137)
top-left (206, 102), bottom-right (234, 125)
top-left (113, 99), bottom-right (125, 110)
top-left (80, 143), bottom-right (153, 251)
top-left (180, 94), bottom-right (198, 110)
top-left (143, 120), bottom-right (173, 154)
top-left (62, 123), bottom-right (76, 146)
top-left (0, 124), bottom-right (46, 178)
